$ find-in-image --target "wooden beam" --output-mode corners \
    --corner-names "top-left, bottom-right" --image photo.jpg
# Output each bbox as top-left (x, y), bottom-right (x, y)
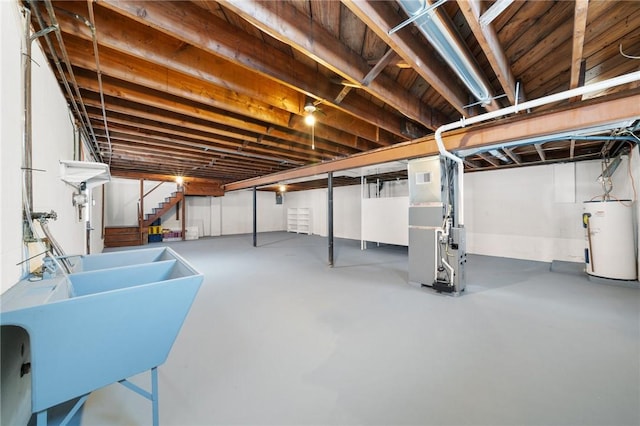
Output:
top-left (463, 159), bottom-right (481, 169)
top-left (224, 90), bottom-right (640, 190)
top-left (221, 0), bottom-right (448, 129)
top-left (502, 147), bottom-right (522, 164)
top-left (457, 0), bottom-right (522, 105)
top-left (477, 152), bottom-right (500, 167)
top-left (182, 181), bottom-right (225, 197)
top-left (97, 0), bottom-right (414, 139)
top-left (342, 0), bottom-right (469, 116)
top-left (534, 144), bottom-right (547, 162)
top-left (362, 49), bottom-right (397, 87)
top-left (569, 0), bottom-right (590, 101)
top-left (334, 86), bottom-right (352, 104)
top-left (570, 140), bottom-right (576, 159)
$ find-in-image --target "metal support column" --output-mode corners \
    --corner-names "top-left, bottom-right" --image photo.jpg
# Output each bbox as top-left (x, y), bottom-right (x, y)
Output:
top-left (328, 172), bottom-right (334, 267)
top-left (252, 186), bottom-right (257, 247)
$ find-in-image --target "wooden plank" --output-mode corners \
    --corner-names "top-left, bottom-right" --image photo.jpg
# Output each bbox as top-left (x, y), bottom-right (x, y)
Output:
top-left (507, 1), bottom-right (574, 69)
top-left (224, 90), bottom-right (640, 190)
top-left (498, 1), bottom-right (554, 52)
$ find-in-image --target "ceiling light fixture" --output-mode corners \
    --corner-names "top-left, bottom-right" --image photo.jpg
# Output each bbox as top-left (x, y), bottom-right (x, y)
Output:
top-left (303, 102), bottom-right (317, 149)
top-left (304, 113), bottom-right (316, 126)
top-left (304, 102), bottom-right (317, 126)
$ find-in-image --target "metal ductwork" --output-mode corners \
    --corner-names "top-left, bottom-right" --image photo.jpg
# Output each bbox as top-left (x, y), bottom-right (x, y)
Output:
top-left (396, 0), bottom-right (493, 106)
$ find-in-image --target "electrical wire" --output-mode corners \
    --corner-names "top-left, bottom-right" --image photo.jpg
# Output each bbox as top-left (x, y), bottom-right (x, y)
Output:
top-left (87, 0), bottom-right (113, 166)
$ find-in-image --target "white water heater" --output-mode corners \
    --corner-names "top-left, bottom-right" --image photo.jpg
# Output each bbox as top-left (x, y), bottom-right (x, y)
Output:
top-left (583, 200), bottom-right (637, 280)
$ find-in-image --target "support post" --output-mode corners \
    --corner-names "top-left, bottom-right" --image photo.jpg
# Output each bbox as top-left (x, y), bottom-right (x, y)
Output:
top-left (328, 172), bottom-right (334, 267)
top-left (252, 186), bottom-right (257, 247)
top-left (139, 178), bottom-right (144, 244)
top-left (181, 194), bottom-right (186, 241)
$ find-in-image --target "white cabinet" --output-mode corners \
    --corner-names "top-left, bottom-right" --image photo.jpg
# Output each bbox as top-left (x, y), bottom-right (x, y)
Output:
top-left (287, 207), bottom-right (311, 234)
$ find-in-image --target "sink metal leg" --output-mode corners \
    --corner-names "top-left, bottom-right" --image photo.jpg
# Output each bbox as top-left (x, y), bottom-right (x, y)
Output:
top-left (151, 366), bottom-right (159, 426)
top-left (119, 366), bottom-right (160, 426)
top-left (36, 410), bottom-right (47, 426)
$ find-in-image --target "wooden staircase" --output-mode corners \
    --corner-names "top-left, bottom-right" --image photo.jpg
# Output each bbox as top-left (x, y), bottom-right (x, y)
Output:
top-left (104, 190), bottom-right (184, 248)
top-left (143, 191), bottom-right (184, 227)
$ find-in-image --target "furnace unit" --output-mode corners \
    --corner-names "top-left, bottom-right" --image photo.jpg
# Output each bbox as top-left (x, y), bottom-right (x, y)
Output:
top-left (408, 156), bottom-right (466, 295)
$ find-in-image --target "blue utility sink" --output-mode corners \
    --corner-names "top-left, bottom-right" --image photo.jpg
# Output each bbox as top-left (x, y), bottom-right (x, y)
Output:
top-left (0, 247), bottom-right (203, 426)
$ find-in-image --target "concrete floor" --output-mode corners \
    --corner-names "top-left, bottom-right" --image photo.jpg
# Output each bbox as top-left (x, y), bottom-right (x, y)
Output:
top-left (79, 232), bottom-right (638, 425)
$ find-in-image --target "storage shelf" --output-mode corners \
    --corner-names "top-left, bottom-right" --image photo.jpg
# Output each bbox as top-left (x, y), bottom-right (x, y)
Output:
top-left (287, 207), bottom-right (311, 234)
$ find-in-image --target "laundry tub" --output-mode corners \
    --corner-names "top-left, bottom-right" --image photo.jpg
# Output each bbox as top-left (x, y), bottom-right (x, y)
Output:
top-left (0, 247), bottom-right (203, 426)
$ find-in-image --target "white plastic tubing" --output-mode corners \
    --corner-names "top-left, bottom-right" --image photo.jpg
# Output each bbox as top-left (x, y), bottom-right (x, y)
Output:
top-left (435, 70), bottom-right (640, 227)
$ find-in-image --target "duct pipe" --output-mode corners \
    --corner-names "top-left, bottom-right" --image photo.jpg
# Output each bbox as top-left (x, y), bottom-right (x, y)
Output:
top-left (435, 70), bottom-right (640, 226)
top-left (397, 0), bottom-right (493, 106)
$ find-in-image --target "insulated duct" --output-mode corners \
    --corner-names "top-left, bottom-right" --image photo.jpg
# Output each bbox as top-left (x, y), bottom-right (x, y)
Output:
top-left (396, 0), bottom-right (493, 106)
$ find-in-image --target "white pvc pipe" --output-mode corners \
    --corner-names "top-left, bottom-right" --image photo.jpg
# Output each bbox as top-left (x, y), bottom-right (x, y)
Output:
top-left (435, 70), bottom-right (640, 227)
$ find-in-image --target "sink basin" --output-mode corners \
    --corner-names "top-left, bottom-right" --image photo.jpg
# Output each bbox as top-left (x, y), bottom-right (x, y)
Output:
top-left (1, 247), bottom-right (203, 425)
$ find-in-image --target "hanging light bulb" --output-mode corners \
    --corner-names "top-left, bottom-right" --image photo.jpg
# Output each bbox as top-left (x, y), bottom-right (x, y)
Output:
top-left (303, 102), bottom-right (316, 126)
top-left (304, 113), bottom-right (316, 126)
top-left (303, 102), bottom-right (317, 149)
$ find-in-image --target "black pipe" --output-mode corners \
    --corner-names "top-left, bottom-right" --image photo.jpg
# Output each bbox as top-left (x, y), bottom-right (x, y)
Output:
top-left (328, 172), bottom-right (334, 267)
top-left (252, 186), bottom-right (257, 247)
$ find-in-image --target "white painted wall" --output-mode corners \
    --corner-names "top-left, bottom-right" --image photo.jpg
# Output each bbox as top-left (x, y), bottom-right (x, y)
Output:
top-left (1, 3), bottom-right (96, 293)
top-left (220, 190), bottom-right (284, 235)
top-left (1, 2), bottom-right (24, 293)
top-left (465, 152), bottom-right (639, 264)
top-left (283, 185), bottom-right (361, 240)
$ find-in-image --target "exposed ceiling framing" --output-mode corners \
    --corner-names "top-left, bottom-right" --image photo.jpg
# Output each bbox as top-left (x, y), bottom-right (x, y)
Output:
top-left (23, 0), bottom-right (640, 193)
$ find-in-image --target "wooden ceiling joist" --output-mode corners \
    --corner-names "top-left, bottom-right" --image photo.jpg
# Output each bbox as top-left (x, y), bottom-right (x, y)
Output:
top-left (569, 0), bottom-right (590, 102)
top-left (457, 0), bottom-right (522, 105)
top-left (97, 0), bottom-right (414, 140)
top-left (342, 0), bottom-right (469, 116)
top-left (221, 0), bottom-right (447, 130)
